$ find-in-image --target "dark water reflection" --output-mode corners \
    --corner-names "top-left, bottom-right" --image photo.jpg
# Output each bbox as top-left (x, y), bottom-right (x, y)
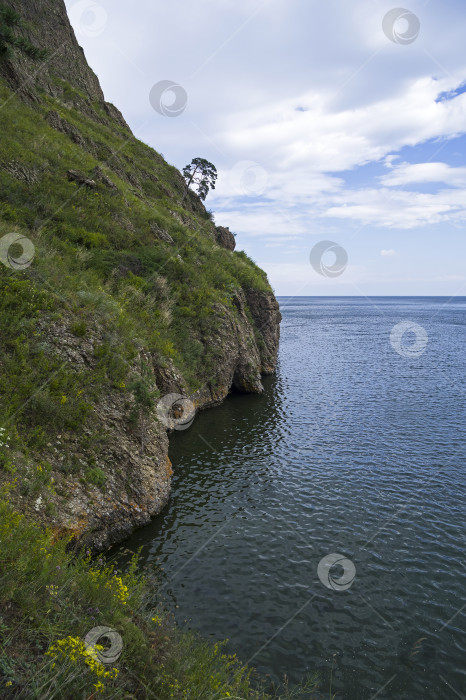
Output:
top-left (118, 298), bottom-right (466, 699)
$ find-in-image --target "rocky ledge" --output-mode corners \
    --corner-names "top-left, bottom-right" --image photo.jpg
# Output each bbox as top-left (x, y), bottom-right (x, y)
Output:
top-left (0, 0), bottom-right (282, 551)
top-left (9, 287), bottom-right (281, 552)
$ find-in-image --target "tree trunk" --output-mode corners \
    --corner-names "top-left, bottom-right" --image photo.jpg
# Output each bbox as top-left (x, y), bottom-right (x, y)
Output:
top-left (181, 165), bottom-right (199, 204)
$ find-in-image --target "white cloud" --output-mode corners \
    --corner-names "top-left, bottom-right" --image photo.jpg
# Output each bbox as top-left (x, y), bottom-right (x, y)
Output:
top-left (381, 162), bottom-right (466, 187)
top-left (323, 186), bottom-right (466, 228)
top-left (217, 76), bottom-right (466, 175)
top-left (381, 249), bottom-right (397, 257)
top-left (213, 177), bottom-right (466, 235)
top-left (65, 0), bottom-right (466, 293)
top-left (209, 75), bottom-right (466, 231)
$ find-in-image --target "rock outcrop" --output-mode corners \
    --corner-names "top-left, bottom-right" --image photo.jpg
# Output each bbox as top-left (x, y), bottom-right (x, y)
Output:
top-left (66, 169), bottom-right (97, 189)
top-left (14, 284), bottom-right (280, 551)
top-left (215, 226), bottom-right (236, 251)
top-left (0, 0), bottom-right (281, 551)
top-left (245, 288), bottom-right (282, 374)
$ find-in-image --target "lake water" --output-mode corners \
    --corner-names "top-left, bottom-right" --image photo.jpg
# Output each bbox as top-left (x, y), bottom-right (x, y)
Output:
top-left (119, 297), bottom-right (466, 699)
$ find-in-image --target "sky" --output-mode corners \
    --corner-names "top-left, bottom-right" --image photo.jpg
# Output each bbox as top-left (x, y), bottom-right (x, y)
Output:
top-left (64, 0), bottom-right (466, 296)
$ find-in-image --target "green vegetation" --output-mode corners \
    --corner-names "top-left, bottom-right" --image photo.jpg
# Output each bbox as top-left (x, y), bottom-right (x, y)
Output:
top-left (0, 73), bottom-right (270, 480)
top-left (85, 466), bottom-right (106, 487)
top-left (0, 63), bottom-right (295, 700)
top-left (0, 491), bottom-right (320, 698)
top-left (0, 5), bottom-right (289, 696)
top-left (0, 3), bottom-right (48, 61)
top-left (182, 157), bottom-right (218, 202)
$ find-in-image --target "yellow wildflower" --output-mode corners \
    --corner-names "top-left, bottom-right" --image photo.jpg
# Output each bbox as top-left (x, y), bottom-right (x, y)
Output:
top-left (46, 636), bottom-right (118, 684)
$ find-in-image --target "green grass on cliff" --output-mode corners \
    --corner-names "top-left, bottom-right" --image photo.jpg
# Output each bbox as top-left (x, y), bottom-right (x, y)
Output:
top-left (0, 11), bottom-right (289, 697)
top-left (0, 74), bottom-right (270, 483)
top-left (0, 491), bottom-right (319, 699)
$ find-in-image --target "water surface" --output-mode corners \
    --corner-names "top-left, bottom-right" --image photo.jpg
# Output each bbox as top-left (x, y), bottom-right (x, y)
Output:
top-left (119, 297), bottom-right (466, 699)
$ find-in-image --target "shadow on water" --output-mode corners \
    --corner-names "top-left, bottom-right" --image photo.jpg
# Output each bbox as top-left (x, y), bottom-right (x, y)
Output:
top-left (114, 370), bottom-right (285, 570)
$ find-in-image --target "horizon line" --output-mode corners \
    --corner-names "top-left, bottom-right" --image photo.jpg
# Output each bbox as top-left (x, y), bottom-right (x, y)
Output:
top-left (275, 294), bottom-right (466, 298)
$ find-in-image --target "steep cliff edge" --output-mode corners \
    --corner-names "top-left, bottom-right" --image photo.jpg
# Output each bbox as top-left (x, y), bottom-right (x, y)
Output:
top-left (0, 0), bottom-right (281, 549)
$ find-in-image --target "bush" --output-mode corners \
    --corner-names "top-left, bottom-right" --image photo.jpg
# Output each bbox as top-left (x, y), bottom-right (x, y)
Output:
top-left (71, 320), bottom-right (87, 337)
top-left (85, 466), bottom-right (106, 487)
top-left (0, 496), bottom-right (319, 698)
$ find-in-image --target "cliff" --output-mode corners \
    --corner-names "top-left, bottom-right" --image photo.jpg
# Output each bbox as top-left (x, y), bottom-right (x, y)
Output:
top-left (0, 0), bottom-right (281, 550)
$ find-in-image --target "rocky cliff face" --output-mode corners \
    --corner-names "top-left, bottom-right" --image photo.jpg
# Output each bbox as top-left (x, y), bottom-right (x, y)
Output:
top-left (29, 284), bottom-right (280, 551)
top-left (0, 0), bottom-right (127, 126)
top-left (0, 0), bottom-right (281, 550)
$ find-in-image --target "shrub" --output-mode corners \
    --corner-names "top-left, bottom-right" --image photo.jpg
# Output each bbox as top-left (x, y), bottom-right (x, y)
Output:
top-left (0, 497), bottom-right (319, 698)
top-left (85, 466), bottom-right (106, 487)
top-left (71, 320), bottom-right (87, 337)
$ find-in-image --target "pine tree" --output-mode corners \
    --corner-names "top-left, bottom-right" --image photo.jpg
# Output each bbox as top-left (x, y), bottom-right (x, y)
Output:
top-left (182, 158), bottom-right (217, 203)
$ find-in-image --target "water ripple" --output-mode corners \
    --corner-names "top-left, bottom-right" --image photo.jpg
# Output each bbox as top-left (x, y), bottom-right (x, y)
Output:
top-left (119, 298), bottom-right (466, 700)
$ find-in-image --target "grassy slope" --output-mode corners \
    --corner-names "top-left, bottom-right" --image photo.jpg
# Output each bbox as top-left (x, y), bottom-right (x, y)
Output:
top-left (0, 491), bottom-right (320, 698)
top-left (0, 27), bottom-right (318, 700)
top-left (0, 75), bottom-right (270, 475)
